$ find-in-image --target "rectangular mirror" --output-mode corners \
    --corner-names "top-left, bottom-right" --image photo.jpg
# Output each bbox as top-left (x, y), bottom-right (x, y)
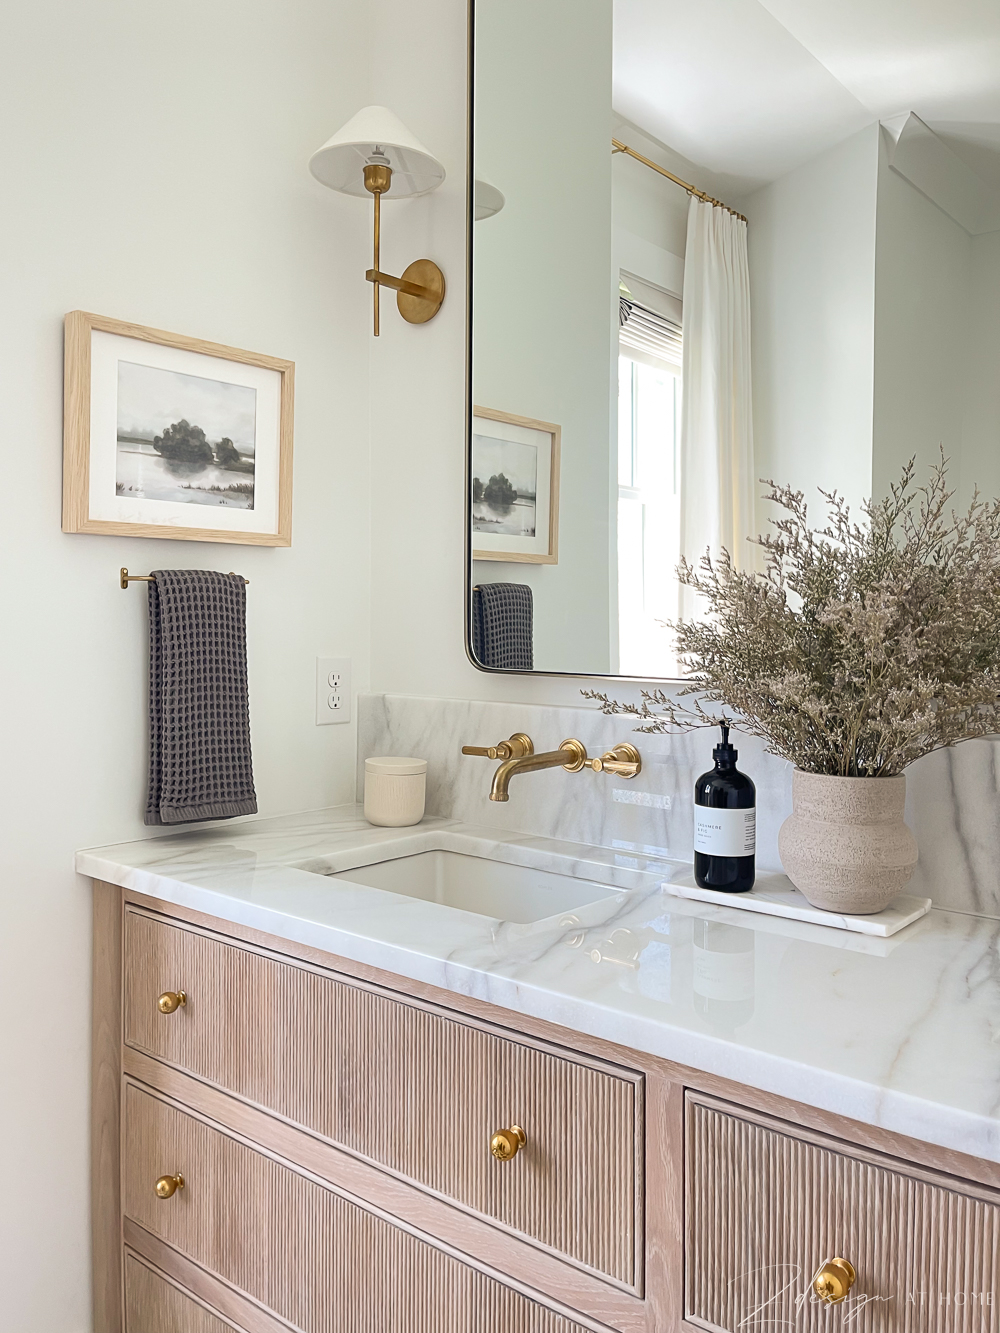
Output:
top-left (468, 0), bottom-right (1000, 679)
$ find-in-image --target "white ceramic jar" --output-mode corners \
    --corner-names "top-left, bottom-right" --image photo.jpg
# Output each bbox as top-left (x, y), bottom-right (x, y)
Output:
top-left (363, 756), bottom-right (427, 827)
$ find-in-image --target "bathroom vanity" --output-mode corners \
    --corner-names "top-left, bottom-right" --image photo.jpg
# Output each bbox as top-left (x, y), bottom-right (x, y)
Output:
top-left (83, 809), bottom-right (1000, 1333)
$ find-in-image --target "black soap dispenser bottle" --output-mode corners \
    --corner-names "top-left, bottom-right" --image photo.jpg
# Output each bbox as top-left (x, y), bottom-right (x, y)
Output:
top-left (694, 724), bottom-right (756, 892)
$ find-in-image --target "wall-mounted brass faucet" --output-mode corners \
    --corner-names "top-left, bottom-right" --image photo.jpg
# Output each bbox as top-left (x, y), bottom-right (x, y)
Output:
top-left (462, 735), bottom-right (641, 802)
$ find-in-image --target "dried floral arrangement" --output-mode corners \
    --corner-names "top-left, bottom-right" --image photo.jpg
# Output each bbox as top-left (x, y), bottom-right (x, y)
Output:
top-left (586, 457), bottom-right (1000, 777)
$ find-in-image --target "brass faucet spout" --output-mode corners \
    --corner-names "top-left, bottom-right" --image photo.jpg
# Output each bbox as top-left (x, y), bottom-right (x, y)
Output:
top-left (489, 740), bottom-right (587, 802)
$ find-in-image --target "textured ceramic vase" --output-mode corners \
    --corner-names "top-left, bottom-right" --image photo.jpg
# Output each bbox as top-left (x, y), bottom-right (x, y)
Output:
top-left (778, 770), bottom-right (918, 914)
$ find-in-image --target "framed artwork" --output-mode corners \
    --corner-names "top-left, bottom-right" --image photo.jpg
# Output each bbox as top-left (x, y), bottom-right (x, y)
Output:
top-left (62, 311), bottom-right (294, 545)
top-left (471, 406), bottom-right (560, 563)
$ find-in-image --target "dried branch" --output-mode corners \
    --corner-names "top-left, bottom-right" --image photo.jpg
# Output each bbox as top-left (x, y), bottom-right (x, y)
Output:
top-left (586, 452), bottom-right (1000, 776)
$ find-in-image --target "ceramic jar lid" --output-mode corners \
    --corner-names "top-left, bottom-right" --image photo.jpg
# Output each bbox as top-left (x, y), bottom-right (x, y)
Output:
top-left (364, 756), bottom-right (427, 776)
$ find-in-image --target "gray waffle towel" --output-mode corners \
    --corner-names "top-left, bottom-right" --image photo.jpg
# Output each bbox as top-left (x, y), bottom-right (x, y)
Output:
top-left (471, 582), bottom-right (533, 670)
top-left (145, 569), bottom-right (257, 826)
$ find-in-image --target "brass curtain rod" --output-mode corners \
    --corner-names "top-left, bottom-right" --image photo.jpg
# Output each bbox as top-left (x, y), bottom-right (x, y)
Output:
top-left (120, 567), bottom-right (249, 589)
top-left (611, 138), bottom-right (747, 224)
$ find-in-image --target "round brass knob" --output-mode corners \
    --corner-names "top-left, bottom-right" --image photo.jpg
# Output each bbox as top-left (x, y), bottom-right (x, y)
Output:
top-left (490, 1125), bottom-right (526, 1161)
top-left (154, 1173), bottom-right (184, 1199)
top-left (157, 990), bottom-right (187, 1014)
top-left (813, 1257), bottom-right (856, 1304)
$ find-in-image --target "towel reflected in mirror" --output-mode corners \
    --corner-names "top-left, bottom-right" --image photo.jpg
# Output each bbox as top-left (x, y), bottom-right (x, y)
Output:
top-left (471, 583), bottom-right (533, 670)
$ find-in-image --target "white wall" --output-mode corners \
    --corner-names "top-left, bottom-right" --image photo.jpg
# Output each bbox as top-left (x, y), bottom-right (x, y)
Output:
top-left (963, 230), bottom-right (1000, 498)
top-left (0, 2), bottom-right (374, 1328)
top-left (745, 118), bottom-right (1000, 526)
top-left (872, 132), bottom-right (1000, 508)
top-left (612, 118), bottom-right (691, 264)
top-left (471, 0), bottom-right (614, 675)
top-left (742, 124), bottom-right (879, 527)
top-left (873, 134), bottom-right (973, 502)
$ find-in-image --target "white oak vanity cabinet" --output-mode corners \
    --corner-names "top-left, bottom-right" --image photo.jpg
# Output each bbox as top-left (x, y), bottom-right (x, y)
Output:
top-left (93, 882), bottom-right (1000, 1333)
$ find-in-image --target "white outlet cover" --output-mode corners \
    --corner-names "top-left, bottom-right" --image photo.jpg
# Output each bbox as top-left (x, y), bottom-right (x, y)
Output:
top-left (316, 656), bottom-right (351, 725)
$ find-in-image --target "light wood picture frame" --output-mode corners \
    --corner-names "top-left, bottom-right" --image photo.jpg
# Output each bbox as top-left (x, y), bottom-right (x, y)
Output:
top-left (63, 311), bottom-right (294, 546)
top-left (471, 406), bottom-right (560, 564)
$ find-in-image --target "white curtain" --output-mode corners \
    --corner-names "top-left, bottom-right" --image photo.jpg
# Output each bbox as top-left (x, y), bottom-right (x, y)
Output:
top-left (679, 196), bottom-right (755, 589)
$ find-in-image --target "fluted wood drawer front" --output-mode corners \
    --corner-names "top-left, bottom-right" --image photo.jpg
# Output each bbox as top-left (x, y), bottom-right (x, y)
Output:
top-left (124, 1252), bottom-right (245, 1333)
top-left (124, 907), bottom-right (642, 1289)
top-left (686, 1092), bottom-right (1000, 1333)
top-left (124, 1083), bottom-right (595, 1333)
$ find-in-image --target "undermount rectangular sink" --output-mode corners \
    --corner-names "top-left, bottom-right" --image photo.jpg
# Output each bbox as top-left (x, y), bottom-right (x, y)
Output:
top-left (330, 849), bottom-right (619, 924)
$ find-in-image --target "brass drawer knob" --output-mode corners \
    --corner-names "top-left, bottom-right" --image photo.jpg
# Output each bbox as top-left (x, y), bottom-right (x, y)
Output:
top-left (490, 1125), bottom-right (526, 1161)
top-left (157, 990), bottom-right (187, 1014)
top-left (813, 1257), bottom-right (856, 1304)
top-left (154, 1173), bottom-right (184, 1199)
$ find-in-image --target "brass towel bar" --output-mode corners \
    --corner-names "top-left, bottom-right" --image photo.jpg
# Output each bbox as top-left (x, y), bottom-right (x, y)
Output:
top-left (120, 567), bottom-right (249, 590)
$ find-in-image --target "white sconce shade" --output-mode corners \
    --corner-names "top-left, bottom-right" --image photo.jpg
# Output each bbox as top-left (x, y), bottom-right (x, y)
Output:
top-left (474, 178), bottom-right (506, 221)
top-left (308, 104), bottom-right (447, 335)
top-left (309, 105), bottom-right (446, 199)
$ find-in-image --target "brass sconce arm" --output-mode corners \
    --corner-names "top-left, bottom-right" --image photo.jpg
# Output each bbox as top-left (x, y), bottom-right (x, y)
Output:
top-left (365, 268), bottom-right (440, 301)
top-left (363, 162), bottom-right (445, 335)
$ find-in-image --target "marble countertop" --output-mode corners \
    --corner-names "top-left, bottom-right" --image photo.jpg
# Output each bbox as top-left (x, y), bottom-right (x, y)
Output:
top-left (77, 805), bottom-right (1000, 1164)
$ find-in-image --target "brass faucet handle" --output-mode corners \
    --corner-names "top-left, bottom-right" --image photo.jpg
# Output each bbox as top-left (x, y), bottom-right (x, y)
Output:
top-left (462, 733), bottom-right (533, 762)
top-left (586, 744), bottom-right (642, 779)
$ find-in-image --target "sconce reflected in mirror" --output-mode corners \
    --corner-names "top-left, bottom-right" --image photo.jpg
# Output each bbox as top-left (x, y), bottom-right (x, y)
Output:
top-left (309, 105), bottom-right (447, 335)
top-left (474, 177), bottom-right (505, 221)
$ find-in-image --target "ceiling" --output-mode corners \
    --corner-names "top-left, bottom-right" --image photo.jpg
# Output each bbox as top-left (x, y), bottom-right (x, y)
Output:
top-left (613, 0), bottom-right (1000, 194)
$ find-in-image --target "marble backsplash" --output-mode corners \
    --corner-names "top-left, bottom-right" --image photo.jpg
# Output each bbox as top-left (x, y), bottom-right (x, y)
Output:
top-left (357, 693), bottom-right (1000, 919)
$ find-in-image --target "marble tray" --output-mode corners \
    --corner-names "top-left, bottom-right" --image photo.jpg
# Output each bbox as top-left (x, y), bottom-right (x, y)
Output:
top-left (662, 871), bottom-right (932, 937)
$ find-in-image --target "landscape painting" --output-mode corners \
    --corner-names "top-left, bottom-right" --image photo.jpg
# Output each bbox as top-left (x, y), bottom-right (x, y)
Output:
top-left (471, 407), bottom-right (560, 564)
top-left (472, 433), bottom-right (537, 536)
top-left (62, 311), bottom-right (294, 544)
top-left (116, 361), bottom-right (256, 509)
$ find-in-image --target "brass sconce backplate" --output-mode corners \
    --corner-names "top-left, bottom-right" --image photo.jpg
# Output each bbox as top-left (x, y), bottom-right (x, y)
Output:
top-left (396, 259), bottom-right (446, 324)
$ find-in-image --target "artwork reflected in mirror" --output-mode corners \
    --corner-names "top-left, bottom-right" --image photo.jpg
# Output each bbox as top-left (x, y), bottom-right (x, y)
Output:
top-left (469, 0), bottom-right (1000, 679)
top-left (472, 409), bottom-right (559, 564)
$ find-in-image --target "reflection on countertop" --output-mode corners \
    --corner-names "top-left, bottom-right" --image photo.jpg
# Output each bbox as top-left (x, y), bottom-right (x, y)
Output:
top-left (77, 804), bottom-right (1000, 1164)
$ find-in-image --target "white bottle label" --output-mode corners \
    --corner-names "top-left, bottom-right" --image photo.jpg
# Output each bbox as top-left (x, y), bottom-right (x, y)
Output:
top-left (694, 806), bottom-right (756, 857)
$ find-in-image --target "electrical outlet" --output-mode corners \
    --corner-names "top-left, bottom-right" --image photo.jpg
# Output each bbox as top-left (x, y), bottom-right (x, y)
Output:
top-left (316, 657), bottom-right (351, 725)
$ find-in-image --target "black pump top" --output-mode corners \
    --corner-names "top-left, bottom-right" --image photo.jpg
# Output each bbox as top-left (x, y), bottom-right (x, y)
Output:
top-left (713, 722), bottom-right (738, 767)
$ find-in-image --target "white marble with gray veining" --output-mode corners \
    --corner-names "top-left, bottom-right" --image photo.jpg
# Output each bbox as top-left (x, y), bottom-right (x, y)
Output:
top-left (78, 804), bottom-right (1000, 1164)
top-left (904, 742), bottom-right (1000, 918)
top-left (356, 692), bottom-right (794, 870)
top-left (358, 693), bottom-right (1000, 919)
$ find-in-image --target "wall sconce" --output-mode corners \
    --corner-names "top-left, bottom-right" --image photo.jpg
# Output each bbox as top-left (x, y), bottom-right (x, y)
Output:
top-left (309, 105), bottom-right (446, 336)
